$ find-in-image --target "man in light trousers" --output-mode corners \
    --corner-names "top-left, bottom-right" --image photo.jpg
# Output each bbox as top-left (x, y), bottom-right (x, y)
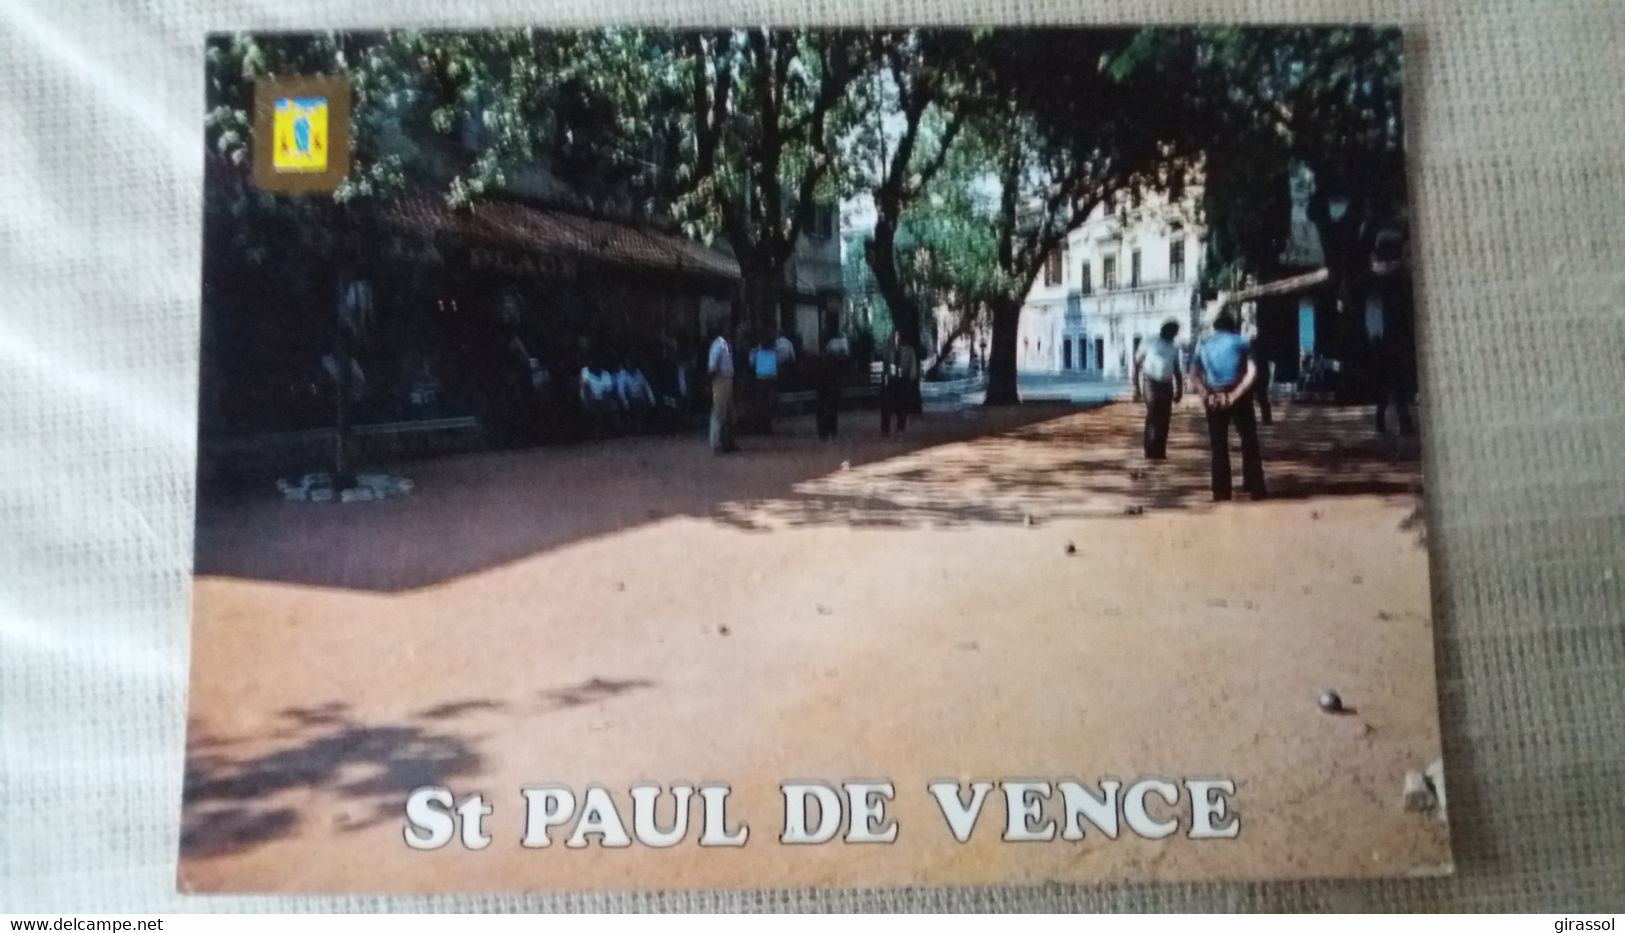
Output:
top-left (707, 328), bottom-right (738, 453)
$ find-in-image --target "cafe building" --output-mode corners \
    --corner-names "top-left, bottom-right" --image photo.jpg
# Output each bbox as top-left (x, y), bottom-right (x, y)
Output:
top-left (199, 173), bottom-right (743, 463)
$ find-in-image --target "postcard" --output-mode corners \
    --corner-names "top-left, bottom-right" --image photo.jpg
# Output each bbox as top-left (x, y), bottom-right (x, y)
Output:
top-left (184, 25), bottom-right (1449, 892)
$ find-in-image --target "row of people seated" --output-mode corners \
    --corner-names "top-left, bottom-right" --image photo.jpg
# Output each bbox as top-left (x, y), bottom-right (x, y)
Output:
top-left (576, 357), bottom-right (693, 436)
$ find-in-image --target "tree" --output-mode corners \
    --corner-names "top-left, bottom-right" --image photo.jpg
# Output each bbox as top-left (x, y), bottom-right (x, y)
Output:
top-left (1138, 27), bottom-right (1407, 291)
top-left (838, 30), bottom-right (980, 350)
top-left (886, 141), bottom-right (1009, 375)
top-left (840, 193), bottom-right (1000, 374)
top-left (202, 30), bottom-right (650, 471)
top-left (203, 30), bottom-right (676, 232)
top-left (834, 29), bottom-right (1192, 402)
top-left (672, 29), bottom-right (865, 333)
top-left (890, 27), bottom-right (1400, 404)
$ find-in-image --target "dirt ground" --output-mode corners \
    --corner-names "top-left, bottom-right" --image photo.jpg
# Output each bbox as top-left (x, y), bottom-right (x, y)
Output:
top-left (182, 397), bottom-right (1450, 893)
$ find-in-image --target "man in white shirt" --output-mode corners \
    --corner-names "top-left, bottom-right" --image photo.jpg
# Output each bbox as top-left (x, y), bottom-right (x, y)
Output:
top-left (579, 365), bottom-right (613, 400)
top-left (617, 363), bottom-right (655, 406)
top-left (616, 359), bottom-right (656, 431)
top-left (1131, 320), bottom-right (1184, 459)
top-left (707, 328), bottom-right (737, 453)
top-left (774, 331), bottom-right (797, 366)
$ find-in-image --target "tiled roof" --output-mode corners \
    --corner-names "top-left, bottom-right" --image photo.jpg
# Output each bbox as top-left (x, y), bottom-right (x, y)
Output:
top-left (202, 153), bottom-right (741, 283)
top-left (381, 194), bottom-right (742, 284)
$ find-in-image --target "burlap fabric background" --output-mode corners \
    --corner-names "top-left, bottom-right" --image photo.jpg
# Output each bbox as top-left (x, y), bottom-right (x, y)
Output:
top-left (2, 0), bottom-right (1621, 913)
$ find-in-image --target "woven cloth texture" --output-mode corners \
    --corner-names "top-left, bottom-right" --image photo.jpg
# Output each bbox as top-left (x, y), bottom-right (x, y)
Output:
top-left (1, 0), bottom-right (1621, 914)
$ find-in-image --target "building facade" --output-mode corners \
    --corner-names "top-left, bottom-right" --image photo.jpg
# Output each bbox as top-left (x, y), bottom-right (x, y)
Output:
top-left (778, 203), bottom-right (844, 354)
top-left (1016, 190), bottom-right (1204, 379)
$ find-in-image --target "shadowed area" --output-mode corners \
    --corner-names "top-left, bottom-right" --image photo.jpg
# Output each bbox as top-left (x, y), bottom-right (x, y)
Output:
top-left (182, 676), bottom-right (658, 861)
top-left (714, 402), bottom-right (1422, 532)
top-left (182, 397), bottom-right (1446, 890)
top-left (181, 703), bottom-right (485, 858)
top-left (539, 676), bottom-right (655, 709)
top-left (193, 404), bottom-right (1078, 592)
top-left (195, 400), bottom-right (1421, 593)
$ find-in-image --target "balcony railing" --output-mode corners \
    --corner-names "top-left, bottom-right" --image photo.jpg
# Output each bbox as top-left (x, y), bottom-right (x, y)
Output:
top-left (1065, 282), bottom-right (1194, 323)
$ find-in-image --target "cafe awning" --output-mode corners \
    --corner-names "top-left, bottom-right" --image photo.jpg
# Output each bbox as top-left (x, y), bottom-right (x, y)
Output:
top-left (202, 155), bottom-right (743, 285)
top-left (1227, 268), bottom-right (1330, 304)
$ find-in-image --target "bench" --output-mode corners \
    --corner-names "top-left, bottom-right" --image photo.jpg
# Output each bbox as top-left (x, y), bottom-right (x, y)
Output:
top-left (778, 383), bottom-right (882, 415)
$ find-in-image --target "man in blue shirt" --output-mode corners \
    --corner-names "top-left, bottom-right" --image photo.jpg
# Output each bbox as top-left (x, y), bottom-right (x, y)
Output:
top-left (1132, 319), bottom-right (1184, 459)
top-left (753, 336), bottom-right (780, 434)
top-left (1189, 310), bottom-right (1267, 501)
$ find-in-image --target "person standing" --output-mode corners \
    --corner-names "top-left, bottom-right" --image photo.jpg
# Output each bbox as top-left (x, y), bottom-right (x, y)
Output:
top-left (1366, 230), bottom-right (1417, 436)
top-left (899, 333), bottom-right (920, 418)
top-left (880, 330), bottom-right (917, 436)
top-left (1132, 320), bottom-right (1183, 459)
top-left (1189, 310), bottom-right (1267, 501)
top-left (1369, 308), bottom-right (1416, 435)
top-left (1253, 359), bottom-right (1274, 425)
top-left (707, 328), bottom-right (737, 453)
top-left (817, 330), bottom-right (848, 440)
top-left (774, 329), bottom-right (798, 386)
top-left (732, 328), bottom-right (757, 433)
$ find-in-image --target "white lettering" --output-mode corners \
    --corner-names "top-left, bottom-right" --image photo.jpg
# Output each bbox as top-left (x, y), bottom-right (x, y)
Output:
top-left (630, 784), bottom-right (694, 848)
top-left (842, 782), bottom-right (898, 843)
top-left (456, 792), bottom-right (492, 850)
top-left (1001, 781), bottom-right (1056, 842)
top-left (1185, 779), bottom-right (1240, 839)
top-left (928, 781), bottom-right (994, 843)
top-left (565, 786), bottom-right (632, 848)
top-left (1058, 779), bottom-right (1121, 840)
top-left (1123, 779), bottom-right (1180, 839)
top-left (520, 785), bottom-right (576, 849)
top-left (698, 785), bottom-right (748, 846)
top-left (403, 786), bottom-right (455, 850)
top-left (781, 782), bottom-right (843, 844)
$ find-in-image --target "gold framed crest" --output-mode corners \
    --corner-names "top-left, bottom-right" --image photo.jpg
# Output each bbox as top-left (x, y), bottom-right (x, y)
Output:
top-left (251, 75), bottom-right (350, 194)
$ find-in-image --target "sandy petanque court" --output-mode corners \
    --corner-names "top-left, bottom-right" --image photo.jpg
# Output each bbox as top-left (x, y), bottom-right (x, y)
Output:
top-left (182, 398), bottom-right (1450, 892)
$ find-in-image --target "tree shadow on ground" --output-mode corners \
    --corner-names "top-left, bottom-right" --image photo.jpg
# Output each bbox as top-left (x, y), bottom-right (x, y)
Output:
top-left (713, 402), bottom-right (1423, 533)
top-left (194, 404), bottom-right (1076, 592)
top-left (194, 401), bottom-right (1421, 593)
top-left (539, 676), bottom-right (655, 710)
top-left (181, 703), bottom-right (485, 858)
top-left (182, 677), bottom-right (657, 860)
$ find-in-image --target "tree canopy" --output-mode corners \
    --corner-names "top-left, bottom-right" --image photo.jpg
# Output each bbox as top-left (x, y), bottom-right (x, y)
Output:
top-left (203, 26), bottom-right (1406, 402)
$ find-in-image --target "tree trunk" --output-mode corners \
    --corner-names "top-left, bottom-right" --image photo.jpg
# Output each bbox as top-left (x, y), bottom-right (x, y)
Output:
top-left (739, 257), bottom-right (778, 340)
top-left (924, 311), bottom-right (975, 379)
top-left (328, 201), bottom-right (356, 488)
top-left (984, 296), bottom-right (1022, 406)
